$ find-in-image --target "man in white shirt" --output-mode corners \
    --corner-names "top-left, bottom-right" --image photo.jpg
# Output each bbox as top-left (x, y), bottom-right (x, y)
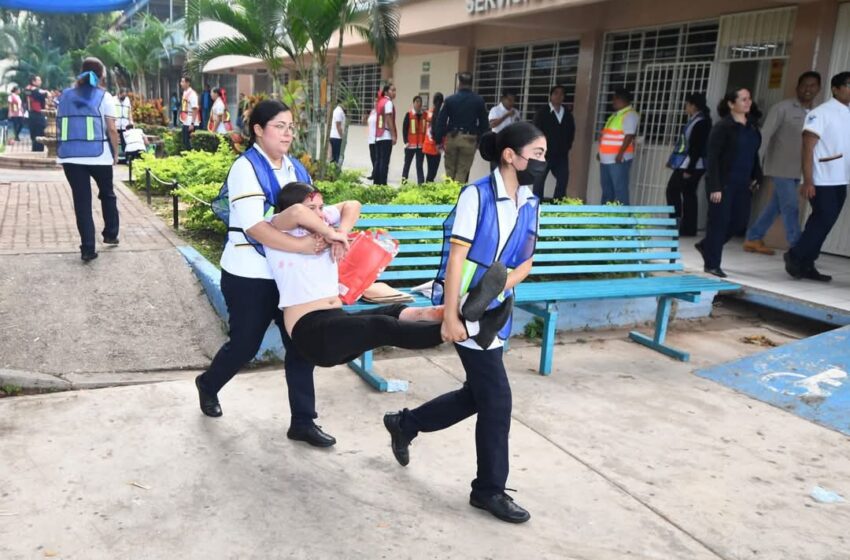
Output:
top-left (179, 76), bottom-right (200, 151)
top-left (329, 103), bottom-right (345, 165)
top-left (116, 88), bottom-right (133, 156)
top-left (488, 92), bottom-right (518, 134)
top-left (785, 71), bottom-right (850, 282)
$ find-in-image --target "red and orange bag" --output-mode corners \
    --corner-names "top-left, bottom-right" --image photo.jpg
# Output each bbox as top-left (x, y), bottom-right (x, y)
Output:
top-left (338, 230), bottom-right (399, 304)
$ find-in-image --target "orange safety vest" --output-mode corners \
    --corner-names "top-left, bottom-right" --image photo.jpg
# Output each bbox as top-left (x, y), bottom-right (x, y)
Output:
top-left (407, 109), bottom-right (425, 148)
top-left (179, 88), bottom-right (197, 124)
top-left (599, 106), bottom-right (637, 157)
top-left (422, 109), bottom-right (439, 156)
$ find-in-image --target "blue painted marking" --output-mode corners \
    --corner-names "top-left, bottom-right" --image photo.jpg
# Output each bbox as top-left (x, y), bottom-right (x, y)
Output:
top-left (696, 325), bottom-right (850, 435)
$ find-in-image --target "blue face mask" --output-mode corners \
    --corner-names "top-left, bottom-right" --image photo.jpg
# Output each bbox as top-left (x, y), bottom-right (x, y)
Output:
top-left (78, 71), bottom-right (99, 87)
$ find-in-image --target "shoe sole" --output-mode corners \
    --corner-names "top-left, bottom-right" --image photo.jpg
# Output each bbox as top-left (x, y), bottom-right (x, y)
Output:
top-left (469, 498), bottom-right (531, 524)
top-left (383, 415), bottom-right (410, 466)
top-left (462, 263), bottom-right (508, 322)
top-left (285, 433), bottom-right (336, 448)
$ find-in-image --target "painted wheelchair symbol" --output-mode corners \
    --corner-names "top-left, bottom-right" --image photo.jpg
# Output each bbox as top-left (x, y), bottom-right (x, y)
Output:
top-left (760, 368), bottom-right (847, 399)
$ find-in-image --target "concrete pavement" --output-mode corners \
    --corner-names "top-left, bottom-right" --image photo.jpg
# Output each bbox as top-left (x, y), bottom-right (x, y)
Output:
top-left (1, 314), bottom-right (849, 559)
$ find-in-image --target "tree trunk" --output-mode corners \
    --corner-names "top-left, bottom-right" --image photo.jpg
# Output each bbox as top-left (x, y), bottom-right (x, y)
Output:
top-left (310, 56), bottom-right (322, 167)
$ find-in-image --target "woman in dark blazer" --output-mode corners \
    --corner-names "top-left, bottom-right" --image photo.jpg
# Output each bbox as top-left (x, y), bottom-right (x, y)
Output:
top-left (696, 87), bottom-right (763, 277)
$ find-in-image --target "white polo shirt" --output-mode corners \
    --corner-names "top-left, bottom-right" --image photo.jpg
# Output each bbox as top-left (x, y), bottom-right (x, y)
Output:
top-left (803, 98), bottom-right (850, 186)
top-left (488, 103), bottom-right (518, 133)
top-left (219, 145), bottom-right (299, 279)
top-left (449, 169), bottom-right (539, 350)
top-left (116, 96), bottom-right (132, 130)
top-left (266, 206), bottom-right (341, 308)
top-left (180, 88), bottom-right (200, 126)
top-left (367, 110), bottom-right (377, 144)
top-left (377, 100), bottom-right (394, 141)
top-left (330, 106), bottom-right (345, 140)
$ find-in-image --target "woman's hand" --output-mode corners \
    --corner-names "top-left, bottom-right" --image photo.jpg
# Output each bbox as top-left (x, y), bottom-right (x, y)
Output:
top-left (441, 314), bottom-right (468, 343)
top-left (801, 182), bottom-right (816, 200)
top-left (710, 191), bottom-right (722, 204)
top-left (306, 234), bottom-right (329, 255)
top-left (330, 241), bottom-right (347, 262)
top-left (323, 228), bottom-right (350, 249)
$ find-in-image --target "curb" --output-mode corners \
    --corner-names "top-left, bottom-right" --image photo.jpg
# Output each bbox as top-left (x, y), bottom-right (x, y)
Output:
top-left (176, 245), bottom-right (285, 363)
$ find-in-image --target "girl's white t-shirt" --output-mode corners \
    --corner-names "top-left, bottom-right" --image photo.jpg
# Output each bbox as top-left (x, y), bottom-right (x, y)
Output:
top-left (367, 110), bottom-right (377, 144)
top-left (212, 98), bottom-right (228, 133)
top-left (377, 100), bottom-right (394, 141)
top-left (265, 206), bottom-right (342, 308)
top-left (56, 90), bottom-right (116, 166)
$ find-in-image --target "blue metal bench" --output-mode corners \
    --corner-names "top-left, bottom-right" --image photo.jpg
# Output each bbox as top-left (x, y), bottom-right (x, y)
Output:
top-left (344, 203), bottom-right (740, 391)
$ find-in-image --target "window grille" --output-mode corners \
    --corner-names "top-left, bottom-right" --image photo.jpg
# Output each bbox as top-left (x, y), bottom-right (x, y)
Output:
top-left (595, 21), bottom-right (719, 137)
top-left (473, 40), bottom-right (580, 122)
top-left (337, 63), bottom-right (382, 123)
top-left (717, 7), bottom-right (796, 62)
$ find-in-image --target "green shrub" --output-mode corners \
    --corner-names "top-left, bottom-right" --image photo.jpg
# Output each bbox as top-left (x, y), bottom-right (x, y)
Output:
top-left (190, 130), bottom-right (220, 153)
top-left (163, 129), bottom-right (182, 156)
top-left (142, 124), bottom-right (169, 138)
top-left (132, 141), bottom-right (235, 194)
top-left (523, 316), bottom-right (544, 340)
top-left (173, 182), bottom-right (226, 234)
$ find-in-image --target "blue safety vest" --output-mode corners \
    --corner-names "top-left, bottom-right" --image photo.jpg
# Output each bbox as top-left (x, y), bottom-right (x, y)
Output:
top-left (56, 85), bottom-right (107, 158)
top-left (667, 113), bottom-right (706, 169)
top-left (211, 146), bottom-right (312, 256)
top-left (432, 174), bottom-right (539, 341)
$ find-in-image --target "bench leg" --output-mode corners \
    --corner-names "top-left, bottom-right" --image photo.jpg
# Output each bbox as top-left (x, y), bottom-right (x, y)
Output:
top-left (347, 351), bottom-right (409, 393)
top-left (628, 296), bottom-right (690, 362)
top-left (539, 303), bottom-right (558, 376)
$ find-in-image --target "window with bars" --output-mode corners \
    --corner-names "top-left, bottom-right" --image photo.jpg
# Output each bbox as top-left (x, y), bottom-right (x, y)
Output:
top-left (595, 22), bottom-right (719, 139)
top-left (474, 40), bottom-right (580, 122)
top-left (337, 63), bottom-right (382, 123)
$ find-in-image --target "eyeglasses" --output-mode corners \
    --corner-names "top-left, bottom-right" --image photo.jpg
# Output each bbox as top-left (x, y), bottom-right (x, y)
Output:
top-left (269, 123), bottom-right (297, 134)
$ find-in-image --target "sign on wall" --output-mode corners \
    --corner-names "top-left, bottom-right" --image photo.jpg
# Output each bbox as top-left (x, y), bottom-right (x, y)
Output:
top-left (466, 0), bottom-right (529, 15)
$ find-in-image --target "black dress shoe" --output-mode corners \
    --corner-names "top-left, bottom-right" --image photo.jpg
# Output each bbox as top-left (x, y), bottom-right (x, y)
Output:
top-left (803, 266), bottom-right (832, 282)
top-left (470, 492), bottom-right (531, 524)
top-left (703, 266), bottom-right (727, 278)
top-left (694, 241), bottom-right (705, 258)
top-left (195, 375), bottom-right (222, 417)
top-left (461, 262), bottom-right (507, 322)
top-left (383, 411), bottom-right (412, 466)
top-left (784, 251), bottom-right (803, 279)
top-left (81, 252), bottom-right (98, 262)
top-left (473, 296), bottom-right (514, 349)
top-left (287, 423), bottom-right (336, 447)
top-left (103, 237), bottom-right (120, 245)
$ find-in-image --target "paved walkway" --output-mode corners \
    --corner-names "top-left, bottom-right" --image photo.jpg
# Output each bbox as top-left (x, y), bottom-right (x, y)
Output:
top-left (0, 167), bottom-right (180, 254)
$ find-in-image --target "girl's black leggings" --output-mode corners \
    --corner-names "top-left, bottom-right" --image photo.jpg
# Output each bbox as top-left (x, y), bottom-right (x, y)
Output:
top-left (291, 304), bottom-right (443, 367)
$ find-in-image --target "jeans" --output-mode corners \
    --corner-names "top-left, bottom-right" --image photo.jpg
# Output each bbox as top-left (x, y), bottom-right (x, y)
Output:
top-left (29, 112), bottom-right (46, 151)
top-left (699, 183), bottom-right (752, 269)
top-left (62, 163), bottom-right (119, 255)
top-left (402, 147), bottom-right (425, 184)
top-left (600, 160), bottom-right (632, 204)
top-left (533, 156), bottom-right (570, 201)
top-left (197, 270), bottom-right (318, 427)
top-left (400, 344), bottom-right (512, 495)
top-left (665, 169), bottom-right (704, 236)
top-left (329, 138), bottom-right (342, 164)
top-left (425, 153), bottom-right (441, 182)
top-left (291, 305), bottom-right (442, 367)
top-left (789, 185), bottom-right (847, 270)
top-left (374, 139), bottom-right (393, 185)
top-left (746, 177), bottom-right (801, 246)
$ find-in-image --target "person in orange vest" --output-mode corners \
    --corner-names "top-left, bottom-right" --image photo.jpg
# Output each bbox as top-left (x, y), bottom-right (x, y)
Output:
top-left (373, 83), bottom-right (398, 185)
top-left (422, 92), bottom-right (444, 182)
top-left (598, 88), bottom-right (639, 204)
top-left (401, 95), bottom-right (426, 184)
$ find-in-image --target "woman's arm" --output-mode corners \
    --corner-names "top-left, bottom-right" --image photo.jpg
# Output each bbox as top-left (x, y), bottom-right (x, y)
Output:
top-left (334, 200), bottom-right (362, 233)
top-left (505, 257), bottom-right (534, 290)
top-left (441, 243), bottom-right (471, 342)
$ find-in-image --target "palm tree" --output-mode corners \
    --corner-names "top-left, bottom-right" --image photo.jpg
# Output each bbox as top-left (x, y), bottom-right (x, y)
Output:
top-left (185, 0), bottom-right (296, 95)
top-left (4, 42), bottom-right (72, 89)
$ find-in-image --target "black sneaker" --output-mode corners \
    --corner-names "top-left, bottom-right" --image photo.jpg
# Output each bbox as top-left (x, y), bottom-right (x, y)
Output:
top-left (803, 266), bottom-right (832, 282)
top-left (103, 237), bottom-right (120, 246)
top-left (472, 296), bottom-right (514, 349)
top-left (461, 262), bottom-right (507, 322)
top-left (470, 491), bottom-right (531, 524)
top-left (703, 266), bottom-right (727, 278)
top-left (81, 252), bottom-right (98, 262)
top-left (383, 411), bottom-right (412, 466)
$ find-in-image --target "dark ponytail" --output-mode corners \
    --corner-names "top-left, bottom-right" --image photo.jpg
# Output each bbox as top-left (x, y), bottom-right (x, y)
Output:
top-left (433, 91), bottom-right (444, 114)
top-left (478, 121), bottom-right (544, 164)
top-left (76, 57), bottom-right (106, 88)
top-left (275, 181), bottom-right (318, 213)
top-left (247, 99), bottom-right (290, 148)
top-left (685, 92), bottom-right (710, 118)
top-left (717, 87), bottom-right (749, 118)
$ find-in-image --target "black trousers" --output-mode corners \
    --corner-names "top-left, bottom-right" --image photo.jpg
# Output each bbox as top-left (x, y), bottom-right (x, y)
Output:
top-left (172, 110), bottom-right (178, 128)
top-left (11, 116), bottom-right (24, 140)
top-left (368, 143), bottom-right (377, 178)
top-left (425, 153), bottom-right (441, 183)
top-left (329, 138), bottom-right (342, 164)
top-left (62, 163), bottom-right (119, 255)
top-left (181, 125), bottom-right (192, 151)
top-left (532, 156), bottom-right (569, 200)
top-left (666, 169), bottom-right (704, 236)
top-left (198, 270), bottom-right (318, 427)
top-left (699, 183), bottom-right (751, 269)
top-left (789, 185), bottom-right (847, 270)
top-left (291, 304), bottom-right (442, 368)
top-left (118, 128), bottom-right (127, 156)
top-left (374, 139), bottom-right (393, 185)
top-left (29, 112), bottom-right (46, 151)
top-left (400, 344), bottom-right (512, 496)
top-left (402, 147), bottom-right (425, 184)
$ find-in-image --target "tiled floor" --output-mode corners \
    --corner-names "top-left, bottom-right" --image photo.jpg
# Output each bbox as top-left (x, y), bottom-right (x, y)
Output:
top-left (680, 238), bottom-right (850, 313)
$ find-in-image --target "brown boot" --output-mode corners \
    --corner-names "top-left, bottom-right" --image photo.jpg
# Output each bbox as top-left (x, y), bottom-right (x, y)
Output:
top-left (742, 239), bottom-right (775, 255)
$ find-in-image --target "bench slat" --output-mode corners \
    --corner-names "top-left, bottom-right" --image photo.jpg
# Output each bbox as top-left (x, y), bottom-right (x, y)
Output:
top-left (530, 263), bottom-right (683, 274)
top-left (540, 205), bottom-right (674, 214)
top-left (539, 216), bottom-right (676, 226)
top-left (539, 228), bottom-right (676, 238)
top-left (357, 218), bottom-right (444, 227)
top-left (536, 240), bottom-right (679, 250)
top-left (389, 252), bottom-right (681, 268)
